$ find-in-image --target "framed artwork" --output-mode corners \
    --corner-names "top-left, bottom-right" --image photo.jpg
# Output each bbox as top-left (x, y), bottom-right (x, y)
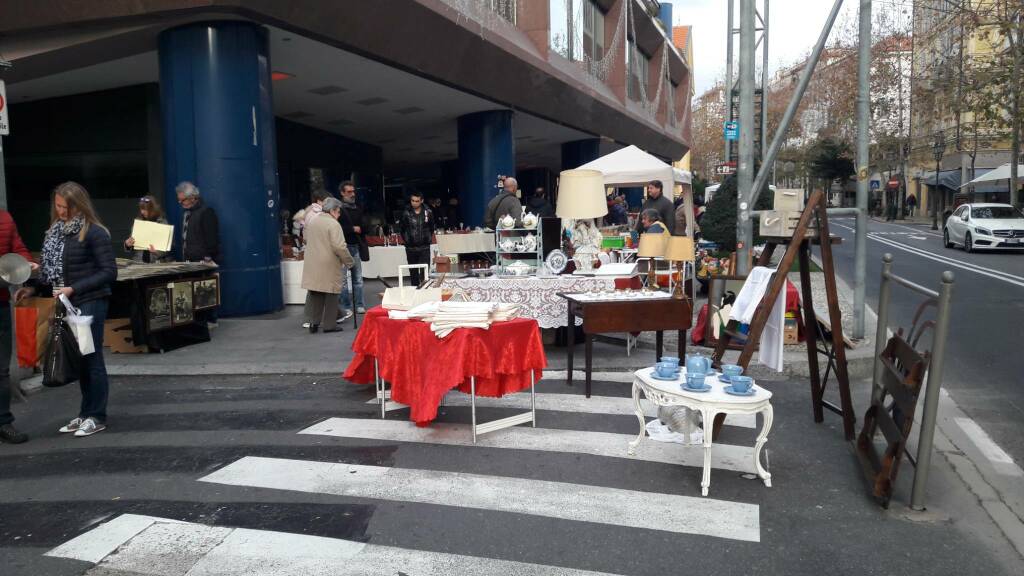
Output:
top-left (193, 276), bottom-right (220, 310)
top-left (146, 286), bottom-right (172, 332)
top-left (171, 281), bottom-right (194, 326)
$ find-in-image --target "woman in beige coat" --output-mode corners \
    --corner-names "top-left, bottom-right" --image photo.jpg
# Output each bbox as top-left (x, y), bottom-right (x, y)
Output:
top-left (301, 197), bottom-right (355, 333)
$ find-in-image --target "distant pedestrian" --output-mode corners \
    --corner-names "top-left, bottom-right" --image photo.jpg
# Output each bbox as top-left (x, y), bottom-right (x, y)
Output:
top-left (124, 195), bottom-right (173, 263)
top-left (176, 181), bottom-right (221, 328)
top-left (338, 181), bottom-right (367, 320)
top-left (16, 182), bottom-right (117, 438)
top-left (301, 197), bottom-right (354, 334)
top-left (0, 210), bottom-right (36, 444)
top-left (906, 193), bottom-right (917, 217)
top-left (399, 191), bottom-right (434, 287)
top-left (527, 187), bottom-right (555, 218)
top-left (607, 195), bottom-right (628, 226)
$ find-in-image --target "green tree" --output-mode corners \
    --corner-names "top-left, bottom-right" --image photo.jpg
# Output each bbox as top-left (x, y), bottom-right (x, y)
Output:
top-left (700, 174), bottom-right (774, 253)
top-left (809, 138), bottom-right (855, 192)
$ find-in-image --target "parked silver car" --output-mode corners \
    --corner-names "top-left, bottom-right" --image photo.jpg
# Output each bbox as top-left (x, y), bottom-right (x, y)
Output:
top-left (943, 203), bottom-right (1024, 252)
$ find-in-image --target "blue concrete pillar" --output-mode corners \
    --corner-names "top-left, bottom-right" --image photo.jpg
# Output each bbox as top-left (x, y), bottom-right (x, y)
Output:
top-left (658, 3), bottom-right (673, 35)
top-left (159, 21), bottom-right (282, 316)
top-left (457, 110), bottom-right (515, 228)
top-left (622, 187), bottom-right (644, 211)
top-left (561, 138), bottom-right (601, 171)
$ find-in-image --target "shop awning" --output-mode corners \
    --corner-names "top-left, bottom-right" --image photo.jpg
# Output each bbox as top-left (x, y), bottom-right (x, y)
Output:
top-left (960, 163), bottom-right (1024, 187)
top-left (919, 169), bottom-right (961, 189)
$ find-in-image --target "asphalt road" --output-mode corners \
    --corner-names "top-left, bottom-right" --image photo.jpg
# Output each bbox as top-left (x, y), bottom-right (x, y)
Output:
top-left (2, 373), bottom-right (1017, 575)
top-left (827, 216), bottom-right (1024, 467)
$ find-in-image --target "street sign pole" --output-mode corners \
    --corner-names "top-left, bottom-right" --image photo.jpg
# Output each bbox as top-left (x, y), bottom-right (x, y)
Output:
top-left (736, 0), bottom-right (756, 274)
top-left (853, 0), bottom-right (871, 340)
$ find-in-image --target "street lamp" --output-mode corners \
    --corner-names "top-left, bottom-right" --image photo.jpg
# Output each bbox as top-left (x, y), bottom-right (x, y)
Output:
top-left (898, 141), bottom-right (910, 220)
top-left (931, 130), bottom-right (946, 231)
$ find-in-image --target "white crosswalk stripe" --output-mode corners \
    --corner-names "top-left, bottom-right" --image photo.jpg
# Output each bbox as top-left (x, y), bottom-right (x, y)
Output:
top-left (301, 417), bottom-right (761, 471)
top-left (199, 456), bottom-right (762, 542)
top-left (48, 514), bottom-right (627, 576)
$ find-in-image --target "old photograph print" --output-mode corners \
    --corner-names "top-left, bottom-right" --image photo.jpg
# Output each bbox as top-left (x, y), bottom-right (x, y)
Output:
top-left (146, 286), bottom-right (172, 332)
top-left (193, 277), bottom-right (219, 310)
top-left (172, 281), bottom-right (194, 326)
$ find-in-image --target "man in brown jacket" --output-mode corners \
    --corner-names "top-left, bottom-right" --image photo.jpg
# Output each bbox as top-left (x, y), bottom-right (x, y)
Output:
top-left (301, 197), bottom-right (354, 333)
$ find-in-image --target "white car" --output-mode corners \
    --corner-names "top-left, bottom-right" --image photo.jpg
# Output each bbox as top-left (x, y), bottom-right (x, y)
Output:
top-left (944, 203), bottom-right (1024, 252)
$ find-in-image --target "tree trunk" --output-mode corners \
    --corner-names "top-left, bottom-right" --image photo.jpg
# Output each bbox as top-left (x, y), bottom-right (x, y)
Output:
top-left (1011, 19), bottom-right (1022, 206)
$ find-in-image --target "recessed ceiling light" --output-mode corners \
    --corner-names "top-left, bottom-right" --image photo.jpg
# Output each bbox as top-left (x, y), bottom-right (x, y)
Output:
top-left (271, 71), bottom-right (294, 81)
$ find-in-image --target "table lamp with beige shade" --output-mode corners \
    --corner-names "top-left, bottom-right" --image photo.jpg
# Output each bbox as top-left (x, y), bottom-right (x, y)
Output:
top-left (637, 233), bottom-right (668, 290)
top-left (556, 169), bottom-right (608, 272)
top-left (663, 236), bottom-right (695, 300)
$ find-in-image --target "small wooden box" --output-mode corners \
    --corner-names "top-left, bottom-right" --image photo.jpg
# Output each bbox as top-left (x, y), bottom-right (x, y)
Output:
top-left (783, 316), bottom-right (799, 344)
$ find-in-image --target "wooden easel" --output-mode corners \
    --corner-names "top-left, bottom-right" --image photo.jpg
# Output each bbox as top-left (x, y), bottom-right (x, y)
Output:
top-left (711, 190), bottom-right (856, 440)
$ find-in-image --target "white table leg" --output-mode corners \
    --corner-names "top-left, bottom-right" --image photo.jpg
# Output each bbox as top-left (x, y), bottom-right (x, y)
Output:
top-left (701, 409), bottom-right (714, 497)
top-left (530, 370), bottom-right (536, 428)
top-left (471, 376), bottom-right (477, 444)
top-left (627, 382), bottom-right (646, 456)
top-left (375, 358), bottom-right (385, 420)
top-left (754, 404), bottom-right (774, 487)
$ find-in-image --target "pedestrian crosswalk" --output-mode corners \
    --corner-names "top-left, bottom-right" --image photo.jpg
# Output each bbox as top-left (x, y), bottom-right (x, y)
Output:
top-left (44, 376), bottom-right (770, 574)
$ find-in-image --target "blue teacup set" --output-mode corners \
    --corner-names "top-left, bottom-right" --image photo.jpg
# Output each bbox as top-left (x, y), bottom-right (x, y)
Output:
top-left (652, 356), bottom-right (680, 380)
top-left (682, 354), bottom-right (712, 392)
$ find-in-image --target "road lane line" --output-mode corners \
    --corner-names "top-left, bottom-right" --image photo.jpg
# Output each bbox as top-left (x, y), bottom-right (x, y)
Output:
top-left (954, 417), bottom-right (1024, 478)
top-left (200, 457), bottom-right (761, 542)
top-left (48, 514), bottom-right (627, 576)
top-left (301, 417), bottom-right (760, 471)
top-left (365, 391), bottom-right (757, 429)
top-left (868, 234), bottom-right (1024, 288)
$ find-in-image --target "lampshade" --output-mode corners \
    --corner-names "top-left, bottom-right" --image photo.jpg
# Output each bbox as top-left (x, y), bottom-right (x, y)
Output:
top-left (637, 233), bottom-right (667, 258)
top-left (556, 169), bottom-right (609, 219)
top-left (664, 236), bottom-right (695, 262)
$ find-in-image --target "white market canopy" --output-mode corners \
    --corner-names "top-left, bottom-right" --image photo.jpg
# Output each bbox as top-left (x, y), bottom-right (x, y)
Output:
top-left (578, 145), bottom-right (689, 191)
top-left (961, 163), bottom-right (1024, 188)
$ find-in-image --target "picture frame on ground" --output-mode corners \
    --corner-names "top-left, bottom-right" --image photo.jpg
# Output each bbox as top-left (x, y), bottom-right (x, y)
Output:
top-left (171, 281), bottom-right (194, 326)
top-left (146, 286), bottom-right (172, 332)
top-left (193, 277), bottom-right (220, 310)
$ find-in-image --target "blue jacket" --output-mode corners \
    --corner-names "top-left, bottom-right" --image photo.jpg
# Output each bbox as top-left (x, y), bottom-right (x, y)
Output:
top-left (33, 224), bottom-right (117, 306)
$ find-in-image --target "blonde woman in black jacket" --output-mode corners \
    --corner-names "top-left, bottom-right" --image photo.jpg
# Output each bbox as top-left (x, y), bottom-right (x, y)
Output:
top-left (16, 182), bottom-right (117, 437)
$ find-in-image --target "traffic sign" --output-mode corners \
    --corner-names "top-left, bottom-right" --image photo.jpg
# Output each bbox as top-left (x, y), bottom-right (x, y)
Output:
top-left (0, 80), bottom-right (8, 135)
top-left (870, 180), bottom-right (880, 191)
top-left (716, 162), bottom-right (737, 175)
top-left (724, 121), bottom-right (738, 141)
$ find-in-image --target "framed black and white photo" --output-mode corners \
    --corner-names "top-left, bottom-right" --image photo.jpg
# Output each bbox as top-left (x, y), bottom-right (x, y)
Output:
top-left (193, 276), bottom-right (220, 310)
top-left (146, 286), bottom-right (172, 332)
top-left (171, 281), bottom-right (194, 326)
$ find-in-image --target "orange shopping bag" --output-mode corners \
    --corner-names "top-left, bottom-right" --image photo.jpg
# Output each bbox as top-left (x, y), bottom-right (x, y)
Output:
top-left (16, 297), bottom-right (55, 368)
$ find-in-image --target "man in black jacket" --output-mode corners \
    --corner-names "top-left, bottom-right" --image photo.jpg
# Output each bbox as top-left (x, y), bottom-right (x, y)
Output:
top-left (398, 191), bottom-right (434, 286)
top-left (176, 181), bottom-right (221, 326)
top-left (338, 181), bottom-right (368, 318)
top-left (635, 180), bottom-right (675, 235)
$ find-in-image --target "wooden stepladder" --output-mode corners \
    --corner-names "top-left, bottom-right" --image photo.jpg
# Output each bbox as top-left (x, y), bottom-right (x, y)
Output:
top-left (711, 190), bottom-right (856, 440)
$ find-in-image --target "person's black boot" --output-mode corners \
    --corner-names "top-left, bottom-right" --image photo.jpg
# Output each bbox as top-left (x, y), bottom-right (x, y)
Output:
top-left (309, 323), bottom-right (319, 334)
top-left (0, 424), bottom-right (28, 444)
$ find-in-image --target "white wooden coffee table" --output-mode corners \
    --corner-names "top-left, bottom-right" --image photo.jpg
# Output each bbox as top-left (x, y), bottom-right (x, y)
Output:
top-left (628, 368), bottom-right (774, 496)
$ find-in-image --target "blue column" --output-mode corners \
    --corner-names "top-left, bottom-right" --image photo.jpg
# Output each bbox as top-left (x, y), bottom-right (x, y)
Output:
top-left (457, 110), bottom-right (515, 228)
top-left (159, 21), bottom-right (282, 316)
top-left (561, 138), bottom-right (601, 171)
top-left (658, 3), bottom-right (673, 35)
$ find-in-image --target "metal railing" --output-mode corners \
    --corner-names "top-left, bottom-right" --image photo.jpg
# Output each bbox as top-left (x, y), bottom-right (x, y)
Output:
top-left (872, 253), bottom-right (954, 511)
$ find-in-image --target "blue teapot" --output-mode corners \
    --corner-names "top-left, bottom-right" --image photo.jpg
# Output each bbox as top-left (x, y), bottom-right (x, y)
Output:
top-left (686, 353), bottom-right (712, 375)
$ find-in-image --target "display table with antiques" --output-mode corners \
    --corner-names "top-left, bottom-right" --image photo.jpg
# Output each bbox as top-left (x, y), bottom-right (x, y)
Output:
top-left (435, 232), bottom-right (496, 255)
top-left (362, 245), bottom-right (439, 279)
top-left (629, 367), bottom-right (773, 496)
top-left (438, 275), bottom-right (618, 329)
top-left (344, 306), bottom-right (546, 440)
top-left (559, 291), bottom-right (692, 397)
top-left (110, 261), bottom-right (220, 352)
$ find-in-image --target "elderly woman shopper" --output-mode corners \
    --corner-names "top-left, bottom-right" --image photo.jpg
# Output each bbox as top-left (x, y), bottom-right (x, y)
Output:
top-left (124, 195), bottom-right (173, 263)
top-left (301, 197), bottom-right (355, 333)
top-left (15, 181), bottom-right (117, 437)
top-left (640, 208), bottom-right (671, 236)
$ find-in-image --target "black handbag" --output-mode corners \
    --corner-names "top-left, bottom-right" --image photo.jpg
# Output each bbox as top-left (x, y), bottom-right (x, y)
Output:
top-left (42, 302), bottom-right (82, 388)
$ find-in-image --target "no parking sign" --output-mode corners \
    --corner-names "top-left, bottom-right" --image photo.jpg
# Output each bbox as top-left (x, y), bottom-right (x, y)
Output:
top-left (0, 80), bottom-right (8, 135)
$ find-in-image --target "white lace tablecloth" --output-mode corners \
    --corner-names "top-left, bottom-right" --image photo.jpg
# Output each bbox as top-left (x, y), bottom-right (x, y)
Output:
top-left (439, 276), bottom-right (618, 328)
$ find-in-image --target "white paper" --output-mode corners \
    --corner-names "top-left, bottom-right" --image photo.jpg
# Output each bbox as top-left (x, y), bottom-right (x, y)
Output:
top-left (130, 219), bottom-right (174, 252)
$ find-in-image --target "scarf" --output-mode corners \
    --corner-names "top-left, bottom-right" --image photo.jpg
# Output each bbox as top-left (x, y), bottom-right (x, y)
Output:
top-left (41, 217), bottom-right (84, 288)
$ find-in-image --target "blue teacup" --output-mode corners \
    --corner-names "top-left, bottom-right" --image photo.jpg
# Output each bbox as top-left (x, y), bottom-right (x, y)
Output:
top-left (661, 356), bottom-right (680, 368)
top-left (655, 362), bottom-right (679, 378)
top-left (685, 372), bottom-right (707, 390)
top-left (722, 364), bottom-right (744, 379)
top-left (730, 375), bottom-right (753, 393)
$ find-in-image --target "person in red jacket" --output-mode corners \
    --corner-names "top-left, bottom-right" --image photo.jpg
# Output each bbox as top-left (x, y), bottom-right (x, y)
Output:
top-left (0, 210), bottom-right (37, 444)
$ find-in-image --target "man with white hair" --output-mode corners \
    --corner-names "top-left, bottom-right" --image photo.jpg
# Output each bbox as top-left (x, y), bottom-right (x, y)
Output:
top-left (176, 181), bottom-right (221, 327)
top-left (483, 176), bottom-right (523, 229)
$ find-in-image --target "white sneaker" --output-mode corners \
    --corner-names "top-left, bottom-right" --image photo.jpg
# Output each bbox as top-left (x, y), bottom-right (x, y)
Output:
top-left (302, 322), bottom-right (311, 329)
top-left (74, 417), bottom-right (106, 437)
top-left (58, 417), bottom-right (84, 434)
top-left (338, 310), bottom-right (353, 323)
top-left (356, 307), bottom-right (366, 314)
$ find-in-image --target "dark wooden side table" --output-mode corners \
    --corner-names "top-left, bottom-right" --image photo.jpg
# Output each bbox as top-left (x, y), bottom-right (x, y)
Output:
top-left (559, 293), bottom-right (693, 398)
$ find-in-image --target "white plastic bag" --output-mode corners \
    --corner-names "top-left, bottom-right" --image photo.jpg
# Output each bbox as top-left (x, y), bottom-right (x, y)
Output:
top-left (58, 294), bottom-right (95, 356)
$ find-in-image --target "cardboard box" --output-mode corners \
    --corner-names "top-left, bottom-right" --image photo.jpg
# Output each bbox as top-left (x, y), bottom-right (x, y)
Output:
top-left (784, 317), bottom-right (799, 344)
top-left (104, 318), bottom-right (148, 354)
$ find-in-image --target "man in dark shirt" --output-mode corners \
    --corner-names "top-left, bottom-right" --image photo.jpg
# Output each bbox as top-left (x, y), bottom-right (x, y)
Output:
top-left (398, 192), bottom-right (434, 286)
top-left (338, 181), bottom-right (367, 319)
top-left (635, 180), bottom-right (675, 235)
top-left (176, 181), bottom-right (221, 327)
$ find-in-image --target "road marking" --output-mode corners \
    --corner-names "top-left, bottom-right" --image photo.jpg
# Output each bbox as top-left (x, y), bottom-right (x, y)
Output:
top-left (954, 417), bottom-right (1024, 477)
top-left (868, 234), bottom-right (1024, 288)
top-left (301, 417), bottom-right (760, 471)
top-left (909, 235), bottom-right (928, 240)
top-left (200, 456), bottom-right (762, 542)
top-left (48, 514), bottom-right (626, 575)
top-left (365, 391), bottom-right (757, 429)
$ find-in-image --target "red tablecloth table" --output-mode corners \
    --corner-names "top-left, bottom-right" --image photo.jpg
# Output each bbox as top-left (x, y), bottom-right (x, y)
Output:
top-left (344, 307), bottom-right (547, 427)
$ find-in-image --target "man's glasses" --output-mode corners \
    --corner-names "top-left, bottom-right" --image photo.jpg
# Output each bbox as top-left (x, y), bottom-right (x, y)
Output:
top-left (139, 197), bottom-right (152, 204)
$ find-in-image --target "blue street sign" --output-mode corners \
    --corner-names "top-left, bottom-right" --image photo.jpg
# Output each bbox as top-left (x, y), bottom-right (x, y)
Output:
top-left (870, 180), bottom-right (880, 191)
top-left (724, 121), bottom-right (739, 141)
